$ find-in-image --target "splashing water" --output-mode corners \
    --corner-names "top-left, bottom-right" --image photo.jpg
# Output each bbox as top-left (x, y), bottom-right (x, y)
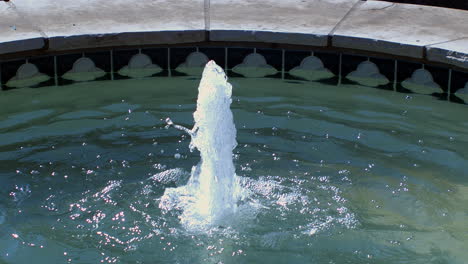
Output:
top-left (160, 61), bottom-right (245, 230)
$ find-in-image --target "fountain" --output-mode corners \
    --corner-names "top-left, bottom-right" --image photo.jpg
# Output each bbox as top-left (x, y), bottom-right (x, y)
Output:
top-left (159, 61), bottom-right (245, 230)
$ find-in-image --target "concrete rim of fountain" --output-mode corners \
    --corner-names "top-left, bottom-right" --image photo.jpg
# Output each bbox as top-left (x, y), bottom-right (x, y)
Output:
top-left (0, 0), bottom-right (467, 71)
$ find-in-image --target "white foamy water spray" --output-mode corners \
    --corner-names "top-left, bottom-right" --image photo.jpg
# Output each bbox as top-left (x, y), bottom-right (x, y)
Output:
top-left (160, 61), bottom-right (244, 230)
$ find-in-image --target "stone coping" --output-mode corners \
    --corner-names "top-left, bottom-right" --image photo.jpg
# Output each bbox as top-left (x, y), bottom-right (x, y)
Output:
top-left (0, 0), bottom-right (467, 71)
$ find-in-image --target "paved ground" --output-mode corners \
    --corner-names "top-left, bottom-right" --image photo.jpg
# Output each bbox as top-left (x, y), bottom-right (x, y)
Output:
top-left (0, 0), bottom-right (467, 69)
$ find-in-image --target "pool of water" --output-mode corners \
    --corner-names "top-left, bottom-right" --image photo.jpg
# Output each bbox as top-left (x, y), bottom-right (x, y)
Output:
top-left (0, 77), bottom-right (467, 264)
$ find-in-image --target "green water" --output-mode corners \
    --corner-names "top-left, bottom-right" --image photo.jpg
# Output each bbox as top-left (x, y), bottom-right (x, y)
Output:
top-left (0, 77), bottom-right (467, 264)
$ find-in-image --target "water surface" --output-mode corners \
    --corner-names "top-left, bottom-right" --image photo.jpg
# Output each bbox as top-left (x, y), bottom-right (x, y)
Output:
top-left (0, 78), bottom-right (467, 264)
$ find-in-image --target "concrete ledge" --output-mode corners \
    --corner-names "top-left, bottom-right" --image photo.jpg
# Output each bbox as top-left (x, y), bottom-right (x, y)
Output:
top-left (1, 0), bottom-right (468, 72)
top-left (0, 38), bottom-right (45, 56)
top-left (9, 0), bottom-right (206, 51)
top-left (331, 35), bottom-right (423, 59)
top-left (210, 30), bottom-right (327, 47)
top-left (331, 1), bottom-right (468, 59)
top-left (0, 3), bottom-right (45, 55)
top-left (426, 39), bottom-right (468, 69)
top-left (210, 0), bottom-right (360, 47)
top-left (48, 31), bottom-right (206, 51)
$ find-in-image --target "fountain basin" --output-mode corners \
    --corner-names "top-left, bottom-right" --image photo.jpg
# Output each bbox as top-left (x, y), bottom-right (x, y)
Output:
top-left (0, 76), bottom-right (467, 263)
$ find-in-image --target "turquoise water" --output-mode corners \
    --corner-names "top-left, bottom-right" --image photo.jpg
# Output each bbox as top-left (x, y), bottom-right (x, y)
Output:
top-left (0, 77), bottom-right (467, 263)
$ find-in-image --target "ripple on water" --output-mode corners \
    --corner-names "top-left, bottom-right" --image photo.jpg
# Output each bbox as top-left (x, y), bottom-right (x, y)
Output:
top-left (0, 205), bottom-right (5, 225)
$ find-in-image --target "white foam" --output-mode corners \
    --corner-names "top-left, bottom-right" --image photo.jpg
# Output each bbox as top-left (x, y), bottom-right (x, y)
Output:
top-left (160, 61), bottom-right (245, 230)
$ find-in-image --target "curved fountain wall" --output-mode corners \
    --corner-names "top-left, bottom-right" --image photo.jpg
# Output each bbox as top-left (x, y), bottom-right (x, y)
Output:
top-left (1, 0), bottom-right (468, 103)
